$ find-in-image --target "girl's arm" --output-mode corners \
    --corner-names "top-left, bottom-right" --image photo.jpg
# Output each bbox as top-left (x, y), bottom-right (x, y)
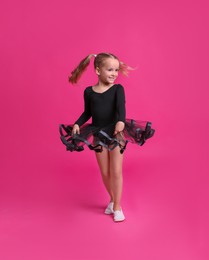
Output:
top-left (114, 85), bottom-right (126, 135)
top-left (73, 88), bottom-right (92, 134)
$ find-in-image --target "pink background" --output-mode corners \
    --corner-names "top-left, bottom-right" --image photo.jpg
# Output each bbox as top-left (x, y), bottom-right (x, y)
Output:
top-left (0, 0), bottom-right (208, 259)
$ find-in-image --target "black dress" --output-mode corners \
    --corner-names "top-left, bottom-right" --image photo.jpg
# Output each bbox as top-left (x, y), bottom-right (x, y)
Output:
top-left (59, 84), bottom-right (155, 153)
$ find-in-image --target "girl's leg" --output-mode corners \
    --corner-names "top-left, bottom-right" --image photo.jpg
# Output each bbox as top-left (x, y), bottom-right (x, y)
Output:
top-left (109, 146), bottom-right (124, 211)
top-left (95, 148), bottom-right (113, 202)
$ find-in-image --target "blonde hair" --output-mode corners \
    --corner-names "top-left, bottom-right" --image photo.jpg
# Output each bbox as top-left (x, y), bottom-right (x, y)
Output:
top-left (69, 52), bottom-right (133, 84)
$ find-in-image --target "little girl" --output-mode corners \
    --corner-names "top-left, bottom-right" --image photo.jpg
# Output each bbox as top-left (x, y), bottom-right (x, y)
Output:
top-left (59, 52), bottom-right (155, 222)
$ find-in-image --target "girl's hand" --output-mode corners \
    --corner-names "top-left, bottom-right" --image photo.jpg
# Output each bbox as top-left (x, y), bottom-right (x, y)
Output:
top-left (114, 121), bottom-right (125, 135)
top-left (72, 124), bottom-right (80, 135)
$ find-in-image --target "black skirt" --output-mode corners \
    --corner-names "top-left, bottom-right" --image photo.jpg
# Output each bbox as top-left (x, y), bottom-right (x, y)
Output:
top-left (59, 119), bottom-right (155, 154)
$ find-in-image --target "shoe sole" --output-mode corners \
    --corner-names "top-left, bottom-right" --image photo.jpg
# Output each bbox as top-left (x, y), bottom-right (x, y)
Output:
top-left (114, 218), bottom-right (126, 222)
top-left (104, 210), bottom-right (114, 214)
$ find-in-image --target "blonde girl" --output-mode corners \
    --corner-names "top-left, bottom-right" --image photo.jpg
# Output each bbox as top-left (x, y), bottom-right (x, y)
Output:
top-left (60, 52), bottom-right (155, 222)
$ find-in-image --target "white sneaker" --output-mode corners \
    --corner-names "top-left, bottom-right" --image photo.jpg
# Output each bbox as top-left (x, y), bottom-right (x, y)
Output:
top-left (104, 202), bottom-right (114, 214)
top-left (113, 209), bottom-right (125, 222)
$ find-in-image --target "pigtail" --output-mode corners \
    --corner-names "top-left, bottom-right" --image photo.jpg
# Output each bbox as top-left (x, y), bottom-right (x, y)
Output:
top-left (119, 61), bottom-right (135, 76)
top-left (68, 54), bottom-right (96, 84)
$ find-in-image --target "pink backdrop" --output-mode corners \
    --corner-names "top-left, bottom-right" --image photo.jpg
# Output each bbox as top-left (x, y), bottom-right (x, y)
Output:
top-left (0, 0), bottom-right (208, 259)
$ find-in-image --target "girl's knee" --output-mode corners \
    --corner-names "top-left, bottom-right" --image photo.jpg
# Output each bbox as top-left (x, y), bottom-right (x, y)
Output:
top-left (110, 170), bottom-right (122, 179)
top-left (101, 171), bottom-right (110, 178)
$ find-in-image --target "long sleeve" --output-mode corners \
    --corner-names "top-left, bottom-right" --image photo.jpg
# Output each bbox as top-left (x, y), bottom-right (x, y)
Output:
top-left (74, 88), bottom-right (92, 127)
top-left (116, 84), bottom-right (126, 123)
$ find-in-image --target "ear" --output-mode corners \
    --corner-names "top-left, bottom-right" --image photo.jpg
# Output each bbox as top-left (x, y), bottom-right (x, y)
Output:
top-left (95, 67), bottom-right (100, 75)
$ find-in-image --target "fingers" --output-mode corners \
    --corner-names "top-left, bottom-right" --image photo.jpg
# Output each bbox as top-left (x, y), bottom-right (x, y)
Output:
top-left (114, 122), bottom-right (125, 135)
top-left (72, 125), bottom-right (80, 135)
top-left (114, 128), bottom-right (124, 136)
top-left (73, 130), bottom-right (79, 135)
top-left (114, 126), bottom-right (124, 135)
top-left (73, 129), bottom-right (80, 135)
top-left (114, 129), bottom-right (120, 136)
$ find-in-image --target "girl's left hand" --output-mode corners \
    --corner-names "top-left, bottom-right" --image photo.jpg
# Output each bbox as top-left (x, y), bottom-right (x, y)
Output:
top-left (114, 121), bottom-right (125, 135)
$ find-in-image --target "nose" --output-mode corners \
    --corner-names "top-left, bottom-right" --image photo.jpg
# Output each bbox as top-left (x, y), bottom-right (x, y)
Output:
top-left (113, 70), bottom-right (118, 76)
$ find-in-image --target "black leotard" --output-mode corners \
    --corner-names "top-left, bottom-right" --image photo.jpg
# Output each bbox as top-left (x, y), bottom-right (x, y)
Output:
top-left (74, 84), bottom-right (126, 127)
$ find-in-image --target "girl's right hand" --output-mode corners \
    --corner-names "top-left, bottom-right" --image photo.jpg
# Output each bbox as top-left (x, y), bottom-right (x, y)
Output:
top-left (72, 124), bottom-right (80, 135)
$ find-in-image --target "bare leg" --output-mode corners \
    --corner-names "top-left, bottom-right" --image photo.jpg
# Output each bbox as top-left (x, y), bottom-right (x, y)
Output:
top-left (109, 146), bottom-right (124, 211)
top-left (95, 148), bottom-right (113, 202)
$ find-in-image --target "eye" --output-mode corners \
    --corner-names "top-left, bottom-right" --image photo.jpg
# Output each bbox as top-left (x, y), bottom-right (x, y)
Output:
top-left (107, 68), bottom-right (119, 72)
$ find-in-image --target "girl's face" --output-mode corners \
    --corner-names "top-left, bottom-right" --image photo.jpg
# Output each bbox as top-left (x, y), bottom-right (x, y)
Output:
top-left (96, 58), bottom-right (120, 86)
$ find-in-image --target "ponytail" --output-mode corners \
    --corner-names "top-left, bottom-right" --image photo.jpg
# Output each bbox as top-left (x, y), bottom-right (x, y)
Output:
top-left (119, 61), bottom-right (135, 76)
top-left (68, 54), bottom-right (96, 84)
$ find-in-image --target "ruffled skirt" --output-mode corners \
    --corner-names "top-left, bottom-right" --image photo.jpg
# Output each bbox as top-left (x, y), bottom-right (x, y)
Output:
top-left (59, 119), bottom-right (155, 154)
